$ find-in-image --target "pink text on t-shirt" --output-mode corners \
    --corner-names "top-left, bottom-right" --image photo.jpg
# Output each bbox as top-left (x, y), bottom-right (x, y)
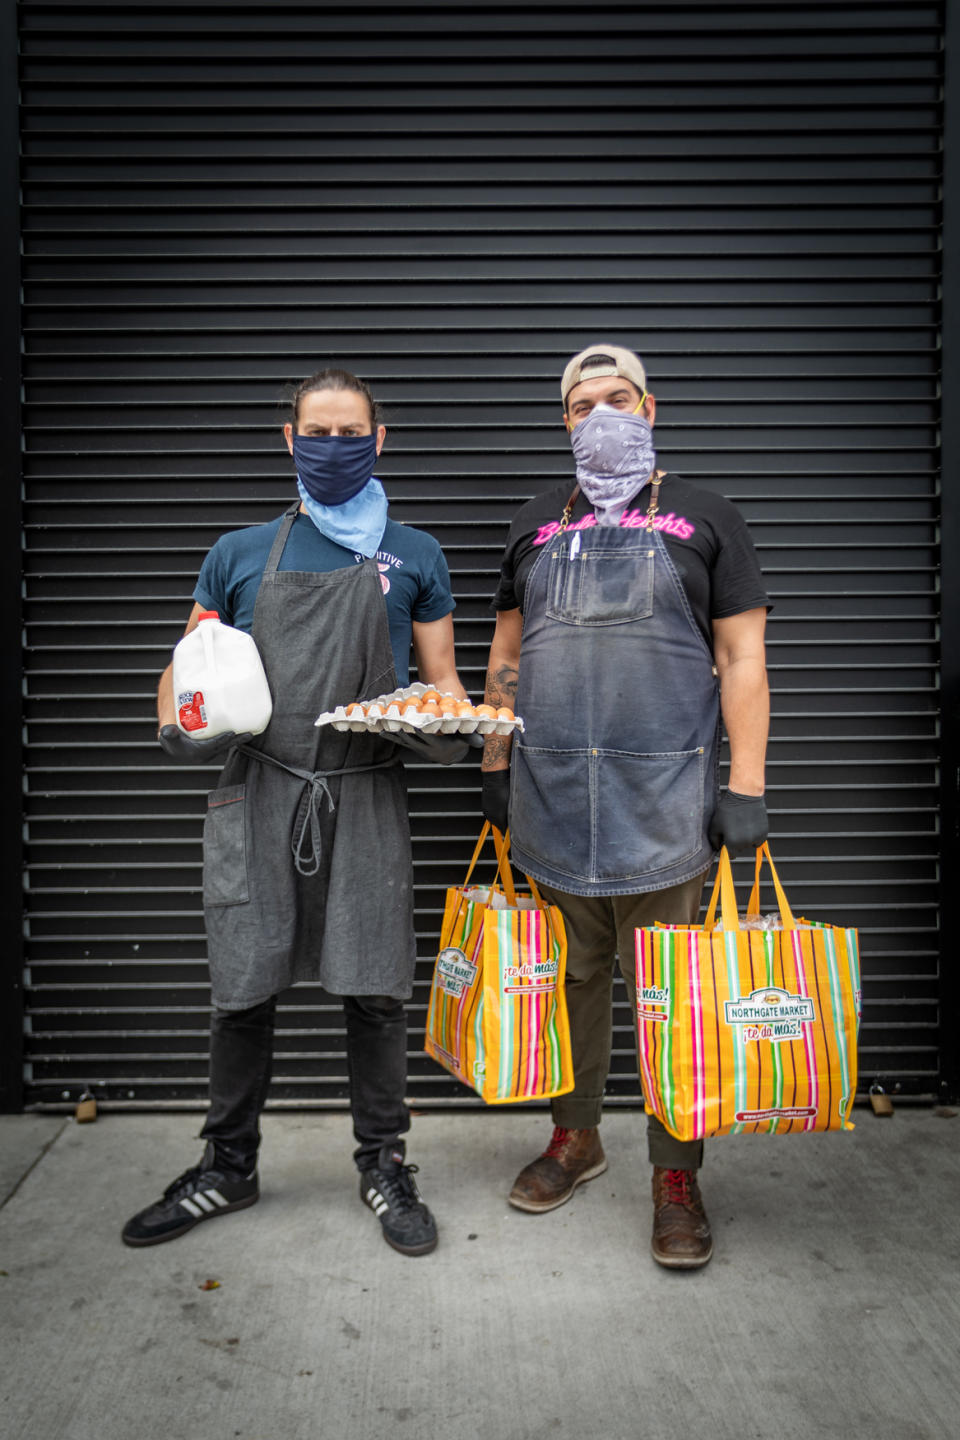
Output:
top-left (533, 508), bottom-right (696, 546)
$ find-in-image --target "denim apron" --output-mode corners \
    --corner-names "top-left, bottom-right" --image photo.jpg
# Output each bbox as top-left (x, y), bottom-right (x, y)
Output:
top-left (202, 505), bottom-right (416, 1007)
top-left (510, 480), bottom-right (719, 897)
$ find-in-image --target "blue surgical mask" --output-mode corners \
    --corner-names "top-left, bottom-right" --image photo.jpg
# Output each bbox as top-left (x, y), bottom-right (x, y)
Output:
top-left (292, 432), bottom-right (378, 506)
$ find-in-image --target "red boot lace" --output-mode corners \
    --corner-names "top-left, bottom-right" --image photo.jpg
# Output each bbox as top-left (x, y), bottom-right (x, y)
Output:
top-left (662, 1168), bottom-right (694, 1206)
top-left (544, 1126), bottom-right (571, 1159)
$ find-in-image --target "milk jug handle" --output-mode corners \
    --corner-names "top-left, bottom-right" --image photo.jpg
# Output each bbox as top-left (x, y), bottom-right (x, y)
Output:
top-left (199, 615), bottom-right (219, 678)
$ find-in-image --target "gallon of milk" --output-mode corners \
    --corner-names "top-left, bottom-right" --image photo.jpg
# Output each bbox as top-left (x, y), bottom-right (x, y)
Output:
top-left (172, 610), bottom-right (273, 739)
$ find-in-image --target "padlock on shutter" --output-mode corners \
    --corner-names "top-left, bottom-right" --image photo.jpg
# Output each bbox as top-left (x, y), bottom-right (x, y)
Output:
top-left (869, 1083), bottom-right (894, 1117)
top-left (75, 1089), bottom-right (97, 1124)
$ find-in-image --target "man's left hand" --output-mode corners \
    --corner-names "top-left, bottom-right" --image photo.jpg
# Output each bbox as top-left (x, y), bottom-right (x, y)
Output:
top-left (158, 724), bottom-right (253, 765)
top-left (389, 727), bottom-right (470, 766)
top-left (708, 791), bottom-right (768, 858)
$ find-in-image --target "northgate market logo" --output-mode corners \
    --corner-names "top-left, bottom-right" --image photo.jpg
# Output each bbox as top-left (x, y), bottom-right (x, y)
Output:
top-left (724, 987), bottom-right (816, 1042)
top-left (436, 947), bottom-right (478, 998)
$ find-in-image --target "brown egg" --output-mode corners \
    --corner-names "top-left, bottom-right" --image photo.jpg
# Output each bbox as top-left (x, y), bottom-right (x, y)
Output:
top-left (345, 702), bottom-right (366, 719)
top-left (475, 704), bottom-right (497, 719)
top-left (455, 699), bottom-right (477, 717)
top-left (439, 698), bottom-right (459, 717)
top-left (419, 688), bottom-right (442, 704)
top-left (418, 700), bottom-right (441, 718)
top-left (495, 706), bottom-right (515, 721)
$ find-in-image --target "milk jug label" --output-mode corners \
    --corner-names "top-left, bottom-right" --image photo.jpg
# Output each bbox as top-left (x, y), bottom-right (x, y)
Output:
top-left (178, 689), bottom-right (208, 732)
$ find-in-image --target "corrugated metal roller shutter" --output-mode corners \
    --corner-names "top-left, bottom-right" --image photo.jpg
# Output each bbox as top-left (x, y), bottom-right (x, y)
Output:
top-left (19, 0), bottom-right (944, 1109)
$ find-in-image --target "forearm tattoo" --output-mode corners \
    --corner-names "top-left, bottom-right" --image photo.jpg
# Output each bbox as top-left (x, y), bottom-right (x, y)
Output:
top-left (482, 664), bottom-right (518, 770)
top-left (481, 732), bottom-right (513, 771)
top-left (484, 664), bottom-right (518, 708)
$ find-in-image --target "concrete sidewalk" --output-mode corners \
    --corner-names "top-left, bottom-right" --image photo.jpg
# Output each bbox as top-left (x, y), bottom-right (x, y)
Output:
top-left (1, 1107), bottom-right (958, 1440)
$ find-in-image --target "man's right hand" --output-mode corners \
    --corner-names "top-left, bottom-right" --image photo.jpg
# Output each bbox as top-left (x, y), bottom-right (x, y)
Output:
top-left (158, 724), bottom-right (253, 765)
top-left (481, 770), bottom-right (511, 833)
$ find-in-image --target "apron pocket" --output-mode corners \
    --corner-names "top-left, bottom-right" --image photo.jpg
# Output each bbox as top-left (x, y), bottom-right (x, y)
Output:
top-left (545, 541), bottom-right (655, 626)
top-left (510, 742), bottom-right (593, 880)
top-left (203, 784), bottom-right (250, 906)
top-left (594, 746), bottom-right (705, 880)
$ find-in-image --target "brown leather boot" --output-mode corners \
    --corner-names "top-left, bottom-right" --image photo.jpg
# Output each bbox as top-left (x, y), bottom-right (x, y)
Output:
top-left (651, 1166), bottom-right (713, 1269)
top-left (508, 1126), bottom-right (607, 1213)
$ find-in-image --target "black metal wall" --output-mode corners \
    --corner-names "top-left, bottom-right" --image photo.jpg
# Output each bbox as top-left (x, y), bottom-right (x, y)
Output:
top-left (15, 0), bottom-right (946, 1109)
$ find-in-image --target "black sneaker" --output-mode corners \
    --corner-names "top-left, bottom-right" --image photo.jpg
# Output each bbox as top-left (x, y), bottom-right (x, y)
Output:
top-left (359, 1142), bottom-right (438, 1256)
top-left (121, 1142), bottom-right (259, 1247)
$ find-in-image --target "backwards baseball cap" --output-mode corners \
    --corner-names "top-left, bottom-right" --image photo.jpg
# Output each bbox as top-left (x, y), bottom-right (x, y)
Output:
top-left (561, 343), bottom-right (647, 407)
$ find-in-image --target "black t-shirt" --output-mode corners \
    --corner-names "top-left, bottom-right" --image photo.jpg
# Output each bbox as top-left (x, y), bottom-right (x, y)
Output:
top-left (493, 474), bottom-right (769, 647)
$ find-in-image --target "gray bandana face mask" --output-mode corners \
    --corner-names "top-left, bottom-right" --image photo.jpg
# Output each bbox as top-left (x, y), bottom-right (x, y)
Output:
top-left (569, 402), bottom-right (657, 526)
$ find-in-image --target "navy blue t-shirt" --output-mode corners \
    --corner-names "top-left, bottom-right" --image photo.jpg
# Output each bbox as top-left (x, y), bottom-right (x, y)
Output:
top-left (194, 509), bottom-right (455, 685)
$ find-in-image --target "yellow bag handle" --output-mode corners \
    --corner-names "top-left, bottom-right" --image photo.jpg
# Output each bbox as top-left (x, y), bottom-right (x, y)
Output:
top-left (746, 841), bottom-right (797, 928)
top-left (491, 825), bottom-right (518, 907)
top-left (704, 843), bottom-right (797, 932)
top-left (461, 821), bottom-right (516, 907)
top-left (703, 845), bottom-right (741, 931)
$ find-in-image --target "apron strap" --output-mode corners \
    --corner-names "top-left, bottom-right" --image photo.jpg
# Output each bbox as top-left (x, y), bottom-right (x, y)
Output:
top-left (557, 484), bottom-right (581, 534)
top-left (237, 742), bottom-right (400, 877)
top-left (644, 473), bottom-right (664, 528)
top-left (557, 472), bottom-right (667, 534)
top-left (262, 503), bottom-right (302, 579)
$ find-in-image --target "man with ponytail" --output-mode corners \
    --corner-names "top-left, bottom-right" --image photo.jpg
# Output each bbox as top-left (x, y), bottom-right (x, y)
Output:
top-left (123, 368), bottom-right (468, 1258)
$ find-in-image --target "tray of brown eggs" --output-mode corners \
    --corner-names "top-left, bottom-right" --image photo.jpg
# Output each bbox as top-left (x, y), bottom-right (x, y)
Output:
top-left (315, 682), bottom-right (523, 737)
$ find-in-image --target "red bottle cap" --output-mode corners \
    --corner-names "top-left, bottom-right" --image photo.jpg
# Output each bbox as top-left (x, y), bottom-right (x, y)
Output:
top-left (198, 610), bottom-right (219, 621)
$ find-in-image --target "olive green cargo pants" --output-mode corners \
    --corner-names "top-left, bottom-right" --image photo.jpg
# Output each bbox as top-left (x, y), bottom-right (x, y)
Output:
top-left (539, 871), bottom-right (709, 1170)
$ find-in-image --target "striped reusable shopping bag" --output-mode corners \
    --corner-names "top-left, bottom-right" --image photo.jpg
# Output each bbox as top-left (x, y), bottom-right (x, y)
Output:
top-left (424, 823), bottom-right (574, 1104)
top-left (635, 844), bottom-right (861, 1140)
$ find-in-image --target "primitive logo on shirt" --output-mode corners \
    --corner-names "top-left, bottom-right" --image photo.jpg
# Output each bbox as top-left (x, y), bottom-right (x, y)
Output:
top-left (376, 548), bottom-right (405, 594)
top-left (724, 986), bottom-right (816, 1042)
top-left (351, 548), bottom-right (405, 594)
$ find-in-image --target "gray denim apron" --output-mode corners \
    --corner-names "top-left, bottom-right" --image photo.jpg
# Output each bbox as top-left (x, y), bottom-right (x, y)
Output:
top-left (510, 480), bottom-right (719, 897)
top-left (202, 505), bottom-right (416, 1008)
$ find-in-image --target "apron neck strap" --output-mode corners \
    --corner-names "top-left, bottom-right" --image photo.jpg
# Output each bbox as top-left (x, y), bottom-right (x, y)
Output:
top-left (557, 472), bottom-right (667, 535)
top-left (557, 484), bottom-right (580, 534)
top-left (264, 503), bottom-right (302, 578)
top-left (645, 472), bottom-right (664, 531)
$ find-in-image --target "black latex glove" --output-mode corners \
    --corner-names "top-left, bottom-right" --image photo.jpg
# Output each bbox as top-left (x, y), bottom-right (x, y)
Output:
top-left (158, 724), bottom-right (253, 765)
top-left (708, 790), bottom-right (769, 858)
top-left (388, 727), bottom-right (470, 766)
top-left (481, 770), bottom-right (511, 833)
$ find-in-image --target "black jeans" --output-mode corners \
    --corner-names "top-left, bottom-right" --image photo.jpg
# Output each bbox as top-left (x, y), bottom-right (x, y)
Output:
top-left (200, 993), bottom-right (410, 1175)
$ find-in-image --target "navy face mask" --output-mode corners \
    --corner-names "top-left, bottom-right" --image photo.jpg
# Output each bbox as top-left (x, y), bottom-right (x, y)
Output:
top-left (292, 432), bottom-right (378, 506)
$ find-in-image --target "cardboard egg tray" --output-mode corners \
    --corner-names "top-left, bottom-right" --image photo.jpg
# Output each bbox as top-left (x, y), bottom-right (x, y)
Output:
top-left (315, 681), bottom-right (524, 737)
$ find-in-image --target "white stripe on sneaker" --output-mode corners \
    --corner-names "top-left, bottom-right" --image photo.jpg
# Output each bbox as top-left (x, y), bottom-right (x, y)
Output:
top-left (193, 1193), bottom-right (215, 1213)
top-left (179, 1197), bottom-right (204, 1219)
top-left (206, 1189), bottom-right (229, 1208)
